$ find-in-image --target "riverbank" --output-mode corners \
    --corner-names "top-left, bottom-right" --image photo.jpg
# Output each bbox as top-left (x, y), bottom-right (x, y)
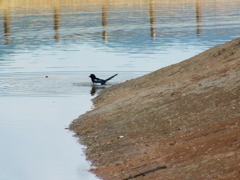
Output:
top-left (70, 38), bottom-right (240, 180)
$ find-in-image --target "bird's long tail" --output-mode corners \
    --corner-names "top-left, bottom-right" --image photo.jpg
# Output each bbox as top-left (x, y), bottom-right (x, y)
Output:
top-left (105, 74), bottom-right (118, 82)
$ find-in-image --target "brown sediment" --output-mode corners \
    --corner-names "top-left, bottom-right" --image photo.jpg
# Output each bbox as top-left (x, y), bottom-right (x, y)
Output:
top-left (70, 38), bottom-right (240, 180)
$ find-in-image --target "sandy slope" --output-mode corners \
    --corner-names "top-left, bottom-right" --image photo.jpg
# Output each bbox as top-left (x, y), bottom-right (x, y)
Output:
top-left (70, 38), bottom-right (240, 180)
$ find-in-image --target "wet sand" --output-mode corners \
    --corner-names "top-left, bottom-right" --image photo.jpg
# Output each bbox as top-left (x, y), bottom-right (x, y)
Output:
top-left (70, 38), bottom-right (240, 180)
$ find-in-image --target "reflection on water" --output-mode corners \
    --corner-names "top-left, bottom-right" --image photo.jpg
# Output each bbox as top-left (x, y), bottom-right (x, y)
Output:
top-left (1, 0), bottom-right (239, 45)
top-left (149, 0), bottom-right (156, 38)
top-left (3, 9), bottom-right (10, 44)
top-left (102, 2), bottom-right (108, 41)
top-left (196, 0), bottom-right (202, 36)
top-left (54, 7), bottom-right (60, 41)
top-left (90, 85), bottom-right (106, 96)
top-left (0, 0), bottom-right (240, 180)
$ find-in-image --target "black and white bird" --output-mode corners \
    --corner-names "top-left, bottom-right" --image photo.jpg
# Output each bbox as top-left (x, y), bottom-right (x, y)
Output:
top-left (89, 74), bottom-right (118, 85)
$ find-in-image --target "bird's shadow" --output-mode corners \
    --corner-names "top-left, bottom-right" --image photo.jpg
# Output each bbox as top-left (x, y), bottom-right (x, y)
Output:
top-left (90, 85), bottom-right (106, 96)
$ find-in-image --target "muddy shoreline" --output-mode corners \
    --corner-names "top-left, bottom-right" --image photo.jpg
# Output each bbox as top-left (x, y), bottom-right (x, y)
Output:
top-left (70, 38), bottom-right (240, 180)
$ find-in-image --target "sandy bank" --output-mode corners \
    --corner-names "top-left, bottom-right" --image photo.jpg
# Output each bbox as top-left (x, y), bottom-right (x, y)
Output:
top-left (70, 38), bottom-right (240, 180)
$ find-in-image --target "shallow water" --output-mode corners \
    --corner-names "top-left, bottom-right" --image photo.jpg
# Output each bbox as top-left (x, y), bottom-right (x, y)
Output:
top-left (0, 0), bottom-right (240, 179)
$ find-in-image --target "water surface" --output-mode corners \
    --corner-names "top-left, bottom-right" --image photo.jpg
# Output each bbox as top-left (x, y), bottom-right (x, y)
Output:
top-left (0, 0), bottom-right (240, 179)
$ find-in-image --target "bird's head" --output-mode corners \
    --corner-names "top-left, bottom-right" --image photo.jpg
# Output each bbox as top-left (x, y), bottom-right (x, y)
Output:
top-left (89, 74), bottom-right (98, 83)
top-left (89, 74), bottom-right (96, 79)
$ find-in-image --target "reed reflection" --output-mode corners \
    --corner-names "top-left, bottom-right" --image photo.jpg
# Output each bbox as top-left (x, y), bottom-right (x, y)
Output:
top-left (3, 9), bottom-right (11, 44)
top-left (102, 2), bottom-right (108, 41)
top-left (0, 0), bottom-right (222, 44)
top-left (196, 0), bottom-right (202, 36)
top-left (54, 7), bottom-right (60, 41)
top-left (149, 0), bottom-right (156, 38)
